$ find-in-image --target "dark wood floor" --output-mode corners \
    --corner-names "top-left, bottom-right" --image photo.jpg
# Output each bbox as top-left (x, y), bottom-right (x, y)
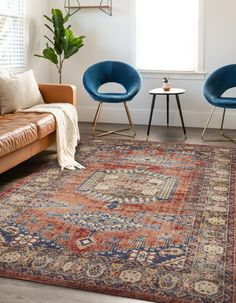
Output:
top-left (0, 122), bottom-right (236, 303)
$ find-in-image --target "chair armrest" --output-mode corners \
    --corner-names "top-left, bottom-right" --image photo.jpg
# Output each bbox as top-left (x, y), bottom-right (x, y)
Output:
top-left (38, 83), bottom-right (77, 106)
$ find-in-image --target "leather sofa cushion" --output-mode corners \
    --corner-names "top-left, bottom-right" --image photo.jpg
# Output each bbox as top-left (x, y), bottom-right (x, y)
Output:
top-left (0, 112), bottom-right (55, 157)
top-left (27, 112), bottom-right (55, 139)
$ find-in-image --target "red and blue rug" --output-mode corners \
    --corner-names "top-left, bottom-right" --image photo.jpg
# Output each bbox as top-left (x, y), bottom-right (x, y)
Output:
top-left (0, 139), bottom-right (235, 302)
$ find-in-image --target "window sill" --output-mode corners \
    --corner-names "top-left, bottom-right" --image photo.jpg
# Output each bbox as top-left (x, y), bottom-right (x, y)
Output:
top-left (139, 70), bottom-right (206, 80)
top-left (0, 66), bottom-right (28, 74)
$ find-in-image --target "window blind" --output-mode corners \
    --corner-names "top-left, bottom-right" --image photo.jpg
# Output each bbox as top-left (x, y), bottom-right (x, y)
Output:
top-left (136, 0), bottom-right (199, 72)
top-left (0, 0), bottom-right (25, 69)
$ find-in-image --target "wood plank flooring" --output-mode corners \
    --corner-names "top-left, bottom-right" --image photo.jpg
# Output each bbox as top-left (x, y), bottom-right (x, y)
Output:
top-left (0, 122), bottom-right (236, 303)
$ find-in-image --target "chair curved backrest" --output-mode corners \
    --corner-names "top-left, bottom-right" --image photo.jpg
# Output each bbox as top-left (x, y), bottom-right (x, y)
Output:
top-left (203, 64), bottom-right (236, 106)
top-left (83, 60), bottom-right (142, 102)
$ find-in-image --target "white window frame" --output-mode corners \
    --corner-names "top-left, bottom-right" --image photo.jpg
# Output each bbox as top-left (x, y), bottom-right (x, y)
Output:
top-left (0, 0), bottom-right (26, 71)
top-left (130, 0), bottom-right (205, 80)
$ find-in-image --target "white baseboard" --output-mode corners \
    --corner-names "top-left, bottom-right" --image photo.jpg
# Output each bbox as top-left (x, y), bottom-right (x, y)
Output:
top-left (78, 106), bottom-right (236, 129)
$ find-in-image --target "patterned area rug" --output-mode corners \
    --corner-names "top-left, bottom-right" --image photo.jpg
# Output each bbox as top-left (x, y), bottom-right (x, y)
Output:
top-left (0, 139), bottom-right (235, 303)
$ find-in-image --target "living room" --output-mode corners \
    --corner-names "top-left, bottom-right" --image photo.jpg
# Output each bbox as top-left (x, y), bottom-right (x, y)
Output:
top-left (0, 0), bottom-right (236, 303)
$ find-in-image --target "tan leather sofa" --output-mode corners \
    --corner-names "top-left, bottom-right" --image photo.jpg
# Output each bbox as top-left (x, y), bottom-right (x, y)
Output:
top-left (0, 83), bottom-right (76, 174)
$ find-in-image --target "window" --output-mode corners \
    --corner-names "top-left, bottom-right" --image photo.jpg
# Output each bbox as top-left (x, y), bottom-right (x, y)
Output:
top-left (135, 0), bottom-right (201, 73)
top-left (0, 0), bottom-right (25, 69)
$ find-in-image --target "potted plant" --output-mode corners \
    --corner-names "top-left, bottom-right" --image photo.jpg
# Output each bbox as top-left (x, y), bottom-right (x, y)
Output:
top-left (162, 76), bottom-right (171, 91)
top-left (35, 8), bottom-right (85, 84)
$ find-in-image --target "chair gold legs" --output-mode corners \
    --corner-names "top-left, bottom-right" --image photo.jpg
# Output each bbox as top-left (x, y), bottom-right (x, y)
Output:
top-left (201, 107), bottom-right (216, 140)
top-left (92, 102), bottom-right (136, 137)
top-left (201, 107), bottom-right (236, 142)
top-left (220, 108), bottom-right (236, 142)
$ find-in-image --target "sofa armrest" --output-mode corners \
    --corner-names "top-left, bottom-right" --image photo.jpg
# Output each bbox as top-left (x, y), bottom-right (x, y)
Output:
top-left (38, 83), bottom-right (76, 106)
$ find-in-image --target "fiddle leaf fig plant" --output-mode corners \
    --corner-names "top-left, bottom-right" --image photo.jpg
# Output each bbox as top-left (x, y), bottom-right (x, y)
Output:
top-left (35, 8), bottom-right (85, 83)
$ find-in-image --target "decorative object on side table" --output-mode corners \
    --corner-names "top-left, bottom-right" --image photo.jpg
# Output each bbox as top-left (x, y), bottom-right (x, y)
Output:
top-left (162, 76), bottom-right (171, 91)
top-left (34, 8), bottom-right (85, 83)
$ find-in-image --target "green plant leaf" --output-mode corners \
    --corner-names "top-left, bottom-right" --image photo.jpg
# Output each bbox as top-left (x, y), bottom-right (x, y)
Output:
top-left (43, 14), bottom-right (52, 23)
top-left (51, 9), bottom-right (65, 55)
top-left (42, 44), bottom-right (58, 64)
top-left (64, 14), bottom-right (70, 24)
top-left (52, 9), bottom-right (65, 30)
top-left (44, 35), bottom-right (54, 46)
top-left (44, 24), bottom-right (54, 34)
top-left (34, 54), bottom-right (45, 58)
top-left (63, 28), bottom-right (85, 59)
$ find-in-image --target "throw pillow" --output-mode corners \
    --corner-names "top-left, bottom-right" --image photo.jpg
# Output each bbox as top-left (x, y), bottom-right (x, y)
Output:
top-left (0, 70), bottom-right (44, 114)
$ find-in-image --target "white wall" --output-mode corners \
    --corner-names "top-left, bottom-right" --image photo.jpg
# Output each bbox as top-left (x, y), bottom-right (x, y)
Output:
top-left (46, 0), bottom-right (236, 129)
top-left (25, 0), bottom-right (49, 83)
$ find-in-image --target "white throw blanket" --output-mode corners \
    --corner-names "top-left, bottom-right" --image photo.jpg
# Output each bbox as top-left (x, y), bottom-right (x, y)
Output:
top-left (20, 103), bottom-right (84, 170)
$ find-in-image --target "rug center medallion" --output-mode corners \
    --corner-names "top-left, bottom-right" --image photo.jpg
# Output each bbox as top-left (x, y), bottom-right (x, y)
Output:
top-left (77, 168), bottom-right (178, 205)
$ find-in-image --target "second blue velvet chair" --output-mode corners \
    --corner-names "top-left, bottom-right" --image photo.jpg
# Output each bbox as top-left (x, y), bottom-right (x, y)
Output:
top-left (83, 60), bottom-right (142, 137)
top-left (201, 64), bottom-right (236, 141)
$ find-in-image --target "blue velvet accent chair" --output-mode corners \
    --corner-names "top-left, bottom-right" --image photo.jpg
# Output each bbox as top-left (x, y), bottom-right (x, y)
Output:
top-left (83, 60), bottom-right (142, 137)
top-left (201, 64), bottom-right (236, 141)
